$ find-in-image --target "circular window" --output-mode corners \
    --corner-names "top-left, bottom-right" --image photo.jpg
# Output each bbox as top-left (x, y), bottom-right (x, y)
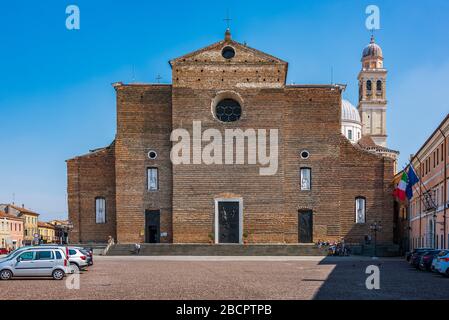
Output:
top-left (300, 150), bottom-right (310, 160)
top-left (222, 46), bottom-right (235, 59)
top-left (148, 150), bottom-right (158, 160)
top-left (215, 99), bottom-right (241, 122)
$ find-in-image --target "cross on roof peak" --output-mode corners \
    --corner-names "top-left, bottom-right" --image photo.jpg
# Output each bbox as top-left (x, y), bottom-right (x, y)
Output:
top-left (223, 10), bottom-right (232, 29)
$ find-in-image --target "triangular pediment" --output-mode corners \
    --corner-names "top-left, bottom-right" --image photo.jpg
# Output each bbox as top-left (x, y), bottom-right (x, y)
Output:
top-left (169, 39), bottom-right (287, 67)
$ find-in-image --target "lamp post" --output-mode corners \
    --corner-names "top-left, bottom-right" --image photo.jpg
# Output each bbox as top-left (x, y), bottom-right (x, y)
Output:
top-left (370, 221), bottom-right (382, 258)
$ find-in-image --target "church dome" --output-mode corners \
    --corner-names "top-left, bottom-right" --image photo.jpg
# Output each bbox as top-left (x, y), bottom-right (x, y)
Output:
top-left (341, 99), bottom-right (361, 124)
top-left (362, 35), bottom-right (383, 59)
top-left (341, 99), bottom-right (362, 143)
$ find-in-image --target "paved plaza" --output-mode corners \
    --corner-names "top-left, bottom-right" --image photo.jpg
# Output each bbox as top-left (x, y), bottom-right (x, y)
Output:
top-left (2, 256), bottom-right (449, 300)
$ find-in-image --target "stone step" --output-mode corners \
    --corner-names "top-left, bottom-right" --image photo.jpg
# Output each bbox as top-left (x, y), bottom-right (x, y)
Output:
top-left (107, 244), bottom-right (328, 256)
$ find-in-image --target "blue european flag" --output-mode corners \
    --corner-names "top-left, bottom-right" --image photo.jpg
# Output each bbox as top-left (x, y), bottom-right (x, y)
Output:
top-left (406, 164), bottom-right (419, 200)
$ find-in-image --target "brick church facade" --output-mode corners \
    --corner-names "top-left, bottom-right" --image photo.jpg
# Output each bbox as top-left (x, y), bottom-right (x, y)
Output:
top-left (67, 30), bottom-right (397, 245)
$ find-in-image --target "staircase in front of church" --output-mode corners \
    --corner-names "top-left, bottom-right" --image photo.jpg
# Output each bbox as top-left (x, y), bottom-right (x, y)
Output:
top-left (106, 244), bottom-right (328, 256)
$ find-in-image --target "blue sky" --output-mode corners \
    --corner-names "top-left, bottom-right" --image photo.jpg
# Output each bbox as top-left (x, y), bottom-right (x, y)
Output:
top-left (0, 0), bottom-right (448, 220)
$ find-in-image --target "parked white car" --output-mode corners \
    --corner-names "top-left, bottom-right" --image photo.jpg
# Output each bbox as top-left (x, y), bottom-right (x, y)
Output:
top-left (67, 247), bottom-right (89, 272)
top-left (436, 251), bottom-right (449, 277)
top-left (431, 250), bottom-right (447, 272)
top-left (0, 247), bottom-right (69, 280)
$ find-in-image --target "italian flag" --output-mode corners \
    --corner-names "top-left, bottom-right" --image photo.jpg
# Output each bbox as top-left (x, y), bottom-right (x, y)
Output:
top-left (393, 171), bottom-right (408, 201)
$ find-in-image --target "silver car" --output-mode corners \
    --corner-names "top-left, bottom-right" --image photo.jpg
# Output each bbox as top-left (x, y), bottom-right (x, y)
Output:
top-left (1, 245), bottom-right (89, 273)
top-left (0, 247), bottom-right (69, 280)
top-left (0, 245), bottom-right (66, 261)
top-left (67, 247), bottom-right (89, 272)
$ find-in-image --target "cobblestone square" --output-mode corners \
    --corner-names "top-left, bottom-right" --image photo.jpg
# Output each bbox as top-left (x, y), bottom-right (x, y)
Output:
top-left (2, 256), bottom-right (449, 300)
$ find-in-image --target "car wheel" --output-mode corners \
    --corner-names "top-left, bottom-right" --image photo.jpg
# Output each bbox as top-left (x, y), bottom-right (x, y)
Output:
top-left (69, 263), bottom-right (80, 273)
top-left (52, 269), bottom-right (65, 280)
top-left (0, 269), bottom-right (12, 280)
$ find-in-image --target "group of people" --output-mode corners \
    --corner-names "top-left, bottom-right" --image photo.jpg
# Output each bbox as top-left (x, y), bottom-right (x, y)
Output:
top-left (316, 239), bottom-right (351, 256)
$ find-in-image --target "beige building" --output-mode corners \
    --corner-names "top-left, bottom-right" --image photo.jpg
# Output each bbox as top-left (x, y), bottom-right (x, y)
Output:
top-left (49, 220), bottom-right (71, 244)
top-left (38, 222), bottom-right (56, 244)
top-left (0, 204), bottom-right (40, 245)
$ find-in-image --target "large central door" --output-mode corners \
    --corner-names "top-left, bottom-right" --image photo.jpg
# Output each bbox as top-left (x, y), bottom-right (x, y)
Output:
top-left (145, 210), bottom-right (160, 244)
top-left (299, 210), bottom-right (313, 243)
top-left (217, 201), bottom-right (240, 244)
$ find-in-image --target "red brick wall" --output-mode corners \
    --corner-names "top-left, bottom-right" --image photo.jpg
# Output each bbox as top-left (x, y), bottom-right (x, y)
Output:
top-left (171, 87), bottom-right (286, 243)
top-left (67, 38), bottom-right (396, 245)
top-left (170, 84), bottom-right (395, 244)
top-left (67, 145), bottom-right (116, 243)
top-left (114, 85), bottom-right (173, 243)
top-left (339, 138), bottom-right (395, 244)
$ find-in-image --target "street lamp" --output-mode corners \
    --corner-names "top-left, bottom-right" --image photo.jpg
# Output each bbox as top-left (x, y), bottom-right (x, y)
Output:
top-left (370, 221), bottom-right (383, 258)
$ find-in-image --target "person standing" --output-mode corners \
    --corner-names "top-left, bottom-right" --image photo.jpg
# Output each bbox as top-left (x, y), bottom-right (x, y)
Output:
top-left (134, 243), bottom-right (141, 255)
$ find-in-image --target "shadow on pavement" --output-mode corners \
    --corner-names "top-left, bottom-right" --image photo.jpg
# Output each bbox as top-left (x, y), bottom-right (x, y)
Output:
top-left (313, 256), bottom-right (449, 300)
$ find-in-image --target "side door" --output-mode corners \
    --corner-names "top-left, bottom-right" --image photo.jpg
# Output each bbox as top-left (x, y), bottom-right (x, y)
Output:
top-left (299, 210), bottom-right (313, 243)
top-left (34, 250), bottom-right (55, 276)
top-left (13, 251), bottom-right (36, 276)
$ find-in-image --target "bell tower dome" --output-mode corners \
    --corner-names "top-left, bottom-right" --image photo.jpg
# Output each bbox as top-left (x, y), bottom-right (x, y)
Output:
top-left (358, 35), bottom-right (388, 147)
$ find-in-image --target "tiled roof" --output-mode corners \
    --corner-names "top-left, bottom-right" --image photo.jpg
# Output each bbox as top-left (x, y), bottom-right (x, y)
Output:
top-left (357, 136), bottom-right (399, 154)
top-left (38, 221), bottom-right (55, 229)
top-left (7, 204), bottom-right (40, 216)
top-left (0, 210), bottom-right (23, 221)
top-left (66, 140), bottom-right (115, 161)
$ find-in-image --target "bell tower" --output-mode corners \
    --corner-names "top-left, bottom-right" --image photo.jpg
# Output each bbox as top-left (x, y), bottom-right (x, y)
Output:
top-left (358, 35), bottom-right (388, 147)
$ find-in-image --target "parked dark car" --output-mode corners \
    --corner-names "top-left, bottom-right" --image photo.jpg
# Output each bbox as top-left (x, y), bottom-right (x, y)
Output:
top-left (406, 248), bottom-right (432, 262)
top-left (410, 250), bottom-right (432, 268)
top-left (419, 250), bottom-right (443, 271)
top-left (81, 248), bottom-right (93, 266)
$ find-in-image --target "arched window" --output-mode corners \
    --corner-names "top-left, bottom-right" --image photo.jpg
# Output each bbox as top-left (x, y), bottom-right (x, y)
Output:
top-left (355, 197), bottom-right (366, 224)
top-left (376, 80), bottom-right (382, 92)
top-left (366, 80), bottom-right (372, 92)
top-left (95, 197), bottom-right (106, 224)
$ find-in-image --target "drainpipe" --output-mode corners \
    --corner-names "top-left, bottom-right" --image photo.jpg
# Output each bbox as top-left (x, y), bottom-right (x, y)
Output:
top-left (439, 128), bottom-right (447, 249)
